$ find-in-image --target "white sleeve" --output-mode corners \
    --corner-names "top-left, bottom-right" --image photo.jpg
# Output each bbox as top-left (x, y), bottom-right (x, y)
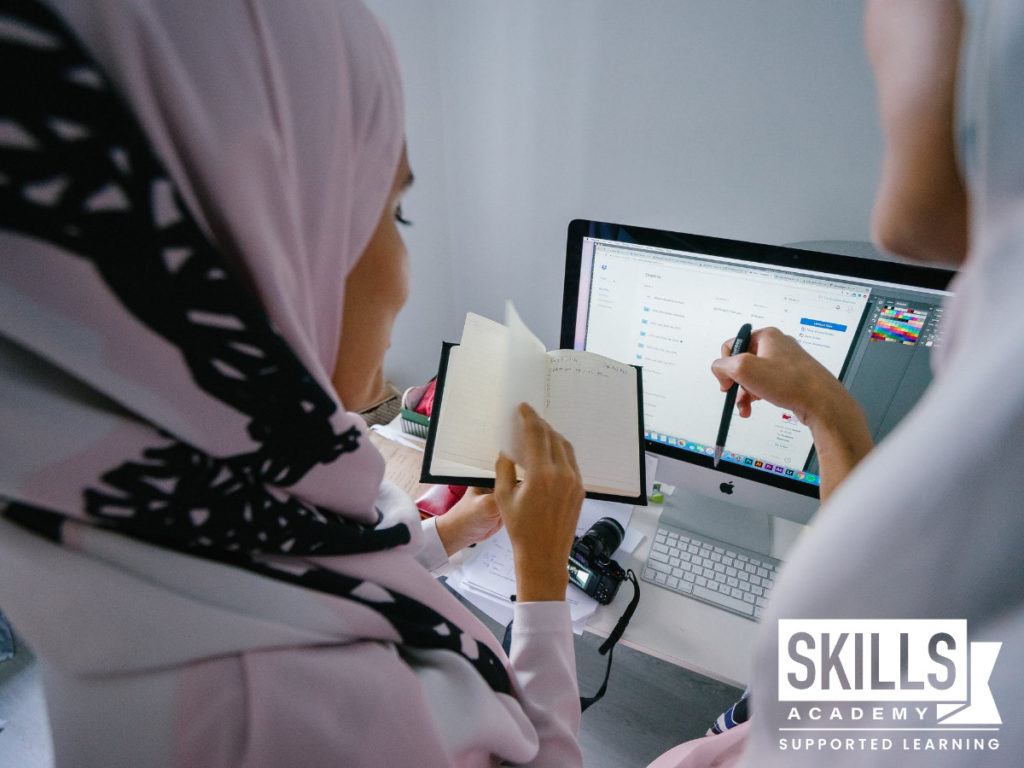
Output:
top-left (416, 516), bottom-right (450, 574)
top-left (509, 601), bottom-right (583, 767)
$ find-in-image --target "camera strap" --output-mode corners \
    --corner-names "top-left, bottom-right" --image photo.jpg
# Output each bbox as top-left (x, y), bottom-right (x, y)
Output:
top-left (499, 570), bottom-right (640, 713)
top-left (579, 568), bottom-right (640, 712)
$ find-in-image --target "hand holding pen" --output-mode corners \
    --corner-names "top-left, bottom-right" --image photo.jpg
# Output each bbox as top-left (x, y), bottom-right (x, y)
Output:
top-left (712, 323), bottom-right (752, 466)
top-left (710, 326), bottom-right (875, 501)
top-left (711, 326), bottom-right (849, 438)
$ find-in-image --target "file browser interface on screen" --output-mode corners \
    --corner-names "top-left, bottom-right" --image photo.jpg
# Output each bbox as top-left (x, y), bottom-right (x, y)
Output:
top-left (564, 226), bottom-right (953, 494)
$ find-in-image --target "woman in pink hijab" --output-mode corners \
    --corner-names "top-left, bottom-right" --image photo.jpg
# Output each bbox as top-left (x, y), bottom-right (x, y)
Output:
top-left (0, 1), bottom-right (585, 765)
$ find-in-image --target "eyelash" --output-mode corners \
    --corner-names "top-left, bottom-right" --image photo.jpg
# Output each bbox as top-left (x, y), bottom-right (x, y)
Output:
top-left (395, 205), bottom-right (412, 226)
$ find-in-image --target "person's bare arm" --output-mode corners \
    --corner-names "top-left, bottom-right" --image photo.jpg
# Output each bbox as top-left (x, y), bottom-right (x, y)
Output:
top-left (711, 327), bottom-right (874, 502)
top-left (433, 488), bottom-right (503, 556)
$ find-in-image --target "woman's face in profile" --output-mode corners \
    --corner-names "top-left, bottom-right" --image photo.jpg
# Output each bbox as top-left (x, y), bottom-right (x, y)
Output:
top-left (332, 147), bottom-right (414, 411)
top-left (865, 0), bottom-right (969, 267)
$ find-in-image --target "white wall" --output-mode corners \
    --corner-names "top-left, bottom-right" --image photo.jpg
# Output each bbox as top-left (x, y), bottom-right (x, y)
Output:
top-left (365, 1), bottom-right (883, 387)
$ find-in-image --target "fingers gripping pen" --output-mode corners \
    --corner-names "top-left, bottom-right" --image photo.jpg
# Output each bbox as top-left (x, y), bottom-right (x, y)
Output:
top-left (713, 323), bottom-right (752, 467)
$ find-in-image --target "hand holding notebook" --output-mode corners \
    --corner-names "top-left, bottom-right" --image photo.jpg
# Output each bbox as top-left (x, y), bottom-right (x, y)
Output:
top-left (421, 302), bottom-right (646, 504)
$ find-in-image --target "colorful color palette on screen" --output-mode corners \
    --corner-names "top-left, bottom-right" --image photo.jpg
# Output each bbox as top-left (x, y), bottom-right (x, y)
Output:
top-left (871, 306), bottom-right (928, 344)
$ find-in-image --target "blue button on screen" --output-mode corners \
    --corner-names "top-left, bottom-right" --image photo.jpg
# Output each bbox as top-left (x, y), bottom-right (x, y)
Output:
top-left (800, 318), bottom-right (847, 332)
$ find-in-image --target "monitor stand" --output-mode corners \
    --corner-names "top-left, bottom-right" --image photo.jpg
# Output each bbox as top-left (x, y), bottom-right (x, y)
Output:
top-left (659, 488), bottom-right (774, 558)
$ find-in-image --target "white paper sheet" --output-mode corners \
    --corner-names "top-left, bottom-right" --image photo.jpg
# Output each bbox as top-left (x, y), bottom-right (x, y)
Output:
top-left (447, 499), bottom-right (642, 633)
top-left (370, 413), bottom-right (426, 451)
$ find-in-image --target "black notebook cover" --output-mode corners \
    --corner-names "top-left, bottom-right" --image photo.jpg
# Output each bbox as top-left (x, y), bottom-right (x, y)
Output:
top-left (420, 341), bottom-right (647, 506)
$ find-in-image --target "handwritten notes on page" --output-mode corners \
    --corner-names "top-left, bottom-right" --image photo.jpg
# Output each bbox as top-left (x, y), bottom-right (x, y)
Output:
top-left (544, 350), bottom-right (641, 496)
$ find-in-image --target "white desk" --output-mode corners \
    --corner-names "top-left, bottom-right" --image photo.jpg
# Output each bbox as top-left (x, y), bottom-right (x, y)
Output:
top-left (585, 499), bottom-right (805, 688)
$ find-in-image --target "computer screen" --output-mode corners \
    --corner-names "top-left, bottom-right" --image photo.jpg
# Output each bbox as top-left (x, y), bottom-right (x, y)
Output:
top-left (561, 220), bottom-right (955, 528)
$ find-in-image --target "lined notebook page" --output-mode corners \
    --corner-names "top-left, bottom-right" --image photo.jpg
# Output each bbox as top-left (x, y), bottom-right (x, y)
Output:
top-left (543, 350), bottom-right (640, 496)
top-left (430, 314), bottom-right (508, 475)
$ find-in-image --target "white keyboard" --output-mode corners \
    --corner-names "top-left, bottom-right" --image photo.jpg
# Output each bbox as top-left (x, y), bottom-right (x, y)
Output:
top-left (641, 523), bottom-right (779, 620)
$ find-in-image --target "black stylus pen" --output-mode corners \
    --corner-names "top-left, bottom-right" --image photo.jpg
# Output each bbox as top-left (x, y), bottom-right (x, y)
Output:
top-left (713, 323), bottom-right (753, 467)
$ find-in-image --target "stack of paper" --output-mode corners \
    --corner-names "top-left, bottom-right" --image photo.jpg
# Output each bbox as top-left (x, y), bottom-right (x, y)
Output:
top-left (370, 413), bottom-right (426, 451)
top-left (446, 499), bottom-right (643, 634)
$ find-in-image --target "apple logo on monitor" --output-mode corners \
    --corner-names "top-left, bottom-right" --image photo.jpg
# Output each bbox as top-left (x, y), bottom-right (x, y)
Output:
top-left (719, 481), bottom-right (734, 495)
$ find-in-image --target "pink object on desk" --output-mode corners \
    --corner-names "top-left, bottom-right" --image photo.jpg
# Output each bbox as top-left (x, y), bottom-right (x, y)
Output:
top-left (415, 483), bottom-right (467, 517)
top-left (414, 379), bottom-right (436, 417)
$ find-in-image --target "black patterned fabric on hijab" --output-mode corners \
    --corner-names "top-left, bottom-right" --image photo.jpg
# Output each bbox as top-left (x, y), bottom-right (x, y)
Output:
top-left (0, 0), bottom-right (511, 696)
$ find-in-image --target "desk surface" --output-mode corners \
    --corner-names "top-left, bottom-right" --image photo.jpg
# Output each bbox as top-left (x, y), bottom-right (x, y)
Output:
top-left (370, 427), bottom-right (802, 688)
top-left (586, 500), bottom-right (803, 688)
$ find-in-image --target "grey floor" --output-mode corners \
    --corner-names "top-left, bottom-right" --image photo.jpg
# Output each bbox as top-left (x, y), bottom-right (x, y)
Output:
top-left (0, 610), bottom-right (741, 768)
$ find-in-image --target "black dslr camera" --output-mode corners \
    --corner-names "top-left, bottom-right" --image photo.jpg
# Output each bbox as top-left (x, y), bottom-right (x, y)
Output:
top-left (568, 517), bottom-right (627, 604)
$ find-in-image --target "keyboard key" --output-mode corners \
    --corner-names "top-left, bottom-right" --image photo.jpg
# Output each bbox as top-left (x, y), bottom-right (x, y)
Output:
top-left (653, 542), bottom-right (669, 554)
top-left (727, 576), bottom-right (738, 588)
top-left (650, 560), bottom-right (672, 574)
top-left (650, 551), bottom-right (669, 563)
top-left (683, 572), bottom-right (695, 583)
top-left (710, 552), bottom-right (722, 563)
top-left (726, 566), bottom-right (737, 577)
top-left (668, 576), bottom-right (679, 589)
top-left (695, 576), bottom-right (707, 587)
top-left (730, 587), bottom-right (744, 599)
top-left (743, 592), bottom-right (756, 603)
top-left (692, 584), bottom-right (755, 616)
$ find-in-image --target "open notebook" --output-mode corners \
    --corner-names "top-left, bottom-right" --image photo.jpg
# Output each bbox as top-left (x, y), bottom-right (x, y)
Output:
top-left (420, 303), bottom-right (646, 505)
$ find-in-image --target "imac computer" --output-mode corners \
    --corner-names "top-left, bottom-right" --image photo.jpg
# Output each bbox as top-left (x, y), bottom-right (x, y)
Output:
top-left (561, 219), bottom-right (956, 617)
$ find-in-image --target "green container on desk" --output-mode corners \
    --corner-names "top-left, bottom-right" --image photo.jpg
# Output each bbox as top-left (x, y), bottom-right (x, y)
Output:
top-left (399, 408), bottom-right (430, 439)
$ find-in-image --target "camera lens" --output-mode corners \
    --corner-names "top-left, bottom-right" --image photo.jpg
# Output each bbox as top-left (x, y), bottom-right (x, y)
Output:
top-left (582, 517), bottom-right (624, 560)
